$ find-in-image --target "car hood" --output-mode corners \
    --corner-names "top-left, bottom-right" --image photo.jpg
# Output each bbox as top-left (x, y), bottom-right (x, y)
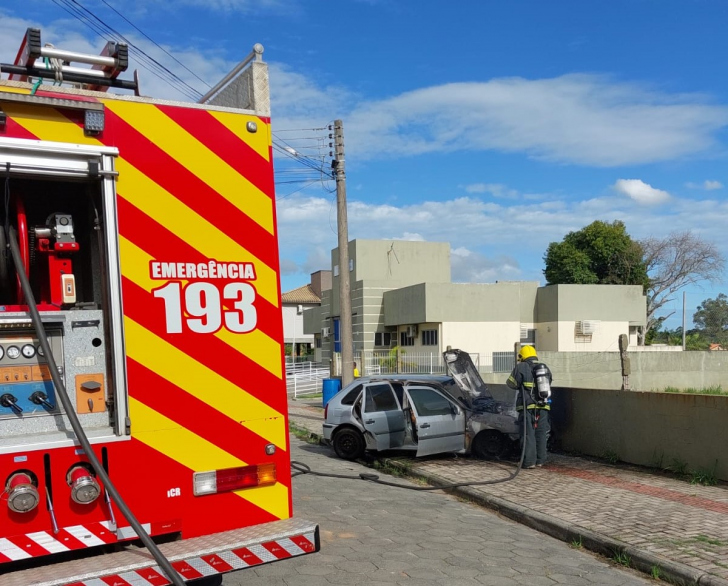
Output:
top-left (443, 349), bottom-right (514, 415)
top-left (442, 349), bottom-right (492, 404)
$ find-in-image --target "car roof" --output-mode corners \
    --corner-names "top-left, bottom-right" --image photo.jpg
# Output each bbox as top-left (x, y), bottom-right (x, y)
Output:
top-left (336, 375), bottom-right (453, 396)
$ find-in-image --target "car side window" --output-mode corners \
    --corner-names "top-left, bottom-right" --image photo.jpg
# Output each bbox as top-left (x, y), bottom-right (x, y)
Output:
top-left (364, 384), bottom-right (399, 412)
top-left (408, 387), bottom-right (454, 416)
top-left (340, 384), bottom-right (363, 405)
top-left (391, 382), bottom-right (404, 406)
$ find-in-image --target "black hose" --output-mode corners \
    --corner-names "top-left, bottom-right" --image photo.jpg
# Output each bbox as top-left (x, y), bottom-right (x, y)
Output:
top-left (291, 389), bottom-right (530, 491)
top-left (7, 226), bottom-right (186, 586)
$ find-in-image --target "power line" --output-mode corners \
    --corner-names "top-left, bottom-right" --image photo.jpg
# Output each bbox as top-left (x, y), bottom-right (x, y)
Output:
top-left (49, 0), bottom-right (203, 100)
top-left (97, 0), bottom-right (211, 89)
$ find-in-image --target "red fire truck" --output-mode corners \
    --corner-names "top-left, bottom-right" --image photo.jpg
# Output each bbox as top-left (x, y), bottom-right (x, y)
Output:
top-left (0, 28), bottom-right (319, 585)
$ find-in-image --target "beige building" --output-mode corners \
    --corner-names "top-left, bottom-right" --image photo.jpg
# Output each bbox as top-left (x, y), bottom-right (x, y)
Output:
top-left (282, 270), bottom-right (331, 357)
top-left (302, 239), bottom-right (646, 365)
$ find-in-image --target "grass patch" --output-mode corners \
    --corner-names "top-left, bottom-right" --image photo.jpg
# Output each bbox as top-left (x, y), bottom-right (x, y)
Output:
top-left (372, 459), bottom-right (408, 478)
top-left (613, 550), bottom-right (631, 567)
top-left (661, 385), bottom-right (727, 395)
top-left (694, 534), bottom-right (726, 546)
top-left (601, 450), bottom-right (620, 465)
top-left (570, 535), bottom-right (583, 549)
top-left (690, 468), bottom-right (718, 486)
top-left (289, 421), bottom-right (320, 444)
top-left (665, 457), bottom-right (689, 477)
top-left (650, 565), bottom-right (661, 580)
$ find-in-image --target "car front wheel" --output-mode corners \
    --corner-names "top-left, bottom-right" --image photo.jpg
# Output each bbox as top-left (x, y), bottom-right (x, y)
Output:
top-left (472, 430), bottom-right (507, 460)
top-left (333, 428), bottom-right (365, 460)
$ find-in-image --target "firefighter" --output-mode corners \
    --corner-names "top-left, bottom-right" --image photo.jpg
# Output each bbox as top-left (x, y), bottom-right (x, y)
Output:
top-left (506, 345), bottom-right (552, 469)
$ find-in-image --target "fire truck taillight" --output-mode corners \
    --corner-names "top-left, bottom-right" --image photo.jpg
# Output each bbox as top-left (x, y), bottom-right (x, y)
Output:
top-left (193, 463), bottom-right (277, 496)
top-left (67, 465), bottom-right (101, 504)
top-left (6, 472), bottom-right (40, 513)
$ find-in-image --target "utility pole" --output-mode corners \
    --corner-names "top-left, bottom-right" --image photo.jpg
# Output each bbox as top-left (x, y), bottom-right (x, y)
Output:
top-left (682, 291), bottom-right (686, 351)
top-left (333, 119), bottom-right (354, 387)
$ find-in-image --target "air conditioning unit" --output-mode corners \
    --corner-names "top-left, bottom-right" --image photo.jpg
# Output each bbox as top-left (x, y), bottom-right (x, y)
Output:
top-left (576, 320), bottom-right (599, 335)
top-left (321, 327), bottom-right (330, 338)
top-left (406, 325), bottom-right (418, 338)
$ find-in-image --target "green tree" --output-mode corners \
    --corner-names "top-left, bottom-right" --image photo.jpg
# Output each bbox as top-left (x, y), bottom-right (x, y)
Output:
top-left (693, 294), bottom-right (728, 345)
top-left (544, 220), bottom-right (648, 287)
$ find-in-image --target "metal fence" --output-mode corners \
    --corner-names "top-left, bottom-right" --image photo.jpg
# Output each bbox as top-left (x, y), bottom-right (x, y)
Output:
top-left (285, 351), bottom-right (515, 399)
top-left (361, 351), bottom-right (492, 375)
top-left (285, 361), bottom-right (329, 398)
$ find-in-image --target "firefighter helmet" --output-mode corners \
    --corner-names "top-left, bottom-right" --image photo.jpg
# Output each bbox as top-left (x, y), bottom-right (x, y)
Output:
top-left (518, 345), bottom-right (537, 361)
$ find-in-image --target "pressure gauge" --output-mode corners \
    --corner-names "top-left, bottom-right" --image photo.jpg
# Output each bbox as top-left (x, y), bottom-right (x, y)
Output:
top-left (21, 344), bottom-right (36, 359)
top-left (6, 346), bottom-right (20, 360)
top-left (0, 346), bottom-right (4, 360)
top-left (37, 345), bottom-right (44, 357)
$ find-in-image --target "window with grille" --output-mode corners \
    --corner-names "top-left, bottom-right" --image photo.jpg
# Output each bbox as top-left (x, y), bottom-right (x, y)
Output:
top-left (421, 329), bottom-right (438, 346)
top-left (400, 331), bottom-right (415, 347)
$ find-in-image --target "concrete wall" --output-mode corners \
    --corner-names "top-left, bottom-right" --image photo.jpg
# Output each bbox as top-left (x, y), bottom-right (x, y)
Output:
top-left (282, 304), bottom-right (315, 344)
top-left (383, 281), bottom-right (538, 325)
top-left (536, 350), bottom-right (728, 391)
top-left (442, 322), bottom-right (519, 357)
top-left (537, 284), bottom-right (646, 323)
top-left (550, 387), bottom-right (728, 481)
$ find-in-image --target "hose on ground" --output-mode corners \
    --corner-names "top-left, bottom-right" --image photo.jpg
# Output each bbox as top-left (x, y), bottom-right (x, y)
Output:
top-left (7, 226), bottom-right (187, 586)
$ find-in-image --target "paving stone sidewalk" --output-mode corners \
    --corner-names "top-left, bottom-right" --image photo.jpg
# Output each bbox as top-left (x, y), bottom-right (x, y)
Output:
top-left (288, 398), bottom-right (728, 586)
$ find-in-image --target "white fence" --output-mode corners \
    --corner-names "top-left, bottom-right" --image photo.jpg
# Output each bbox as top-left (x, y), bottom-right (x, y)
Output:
top-left (286, 361), bottom-right (329, 398)
top-left (360, 351), bottom-right (496, 376)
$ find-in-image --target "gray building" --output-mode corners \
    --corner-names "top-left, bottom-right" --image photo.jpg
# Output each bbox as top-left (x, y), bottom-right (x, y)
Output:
top-left (303, 239), bottom-right (646, 365)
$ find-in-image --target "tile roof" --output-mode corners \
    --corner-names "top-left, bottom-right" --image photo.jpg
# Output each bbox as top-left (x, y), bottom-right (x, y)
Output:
top-left (281, 284), bottom-right (321, 304)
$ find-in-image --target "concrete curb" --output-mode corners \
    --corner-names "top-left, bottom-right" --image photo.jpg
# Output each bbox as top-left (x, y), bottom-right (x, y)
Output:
top-left (379, 457), bottom-right (728, 586)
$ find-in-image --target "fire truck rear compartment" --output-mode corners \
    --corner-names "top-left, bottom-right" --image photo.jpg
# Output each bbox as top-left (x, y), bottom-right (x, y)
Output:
top-left (0, 173), bottom-right (116, 441)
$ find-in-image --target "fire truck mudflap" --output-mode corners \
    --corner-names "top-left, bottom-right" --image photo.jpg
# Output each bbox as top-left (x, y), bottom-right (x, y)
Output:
top-left (0, 29), bottom-right (319, 585)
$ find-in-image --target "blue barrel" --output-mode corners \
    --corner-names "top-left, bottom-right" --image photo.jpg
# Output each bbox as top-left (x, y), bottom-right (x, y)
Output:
top-left (322, 378), bottom-right (342, 407)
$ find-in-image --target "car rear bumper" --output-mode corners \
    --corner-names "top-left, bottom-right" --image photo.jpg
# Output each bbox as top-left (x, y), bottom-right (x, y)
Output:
top-left (322, 423), bottom-right (335, 442)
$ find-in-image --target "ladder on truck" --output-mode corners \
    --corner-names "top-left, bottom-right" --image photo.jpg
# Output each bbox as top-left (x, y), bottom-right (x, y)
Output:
top-left (2, 27), bottom-right (138, 93)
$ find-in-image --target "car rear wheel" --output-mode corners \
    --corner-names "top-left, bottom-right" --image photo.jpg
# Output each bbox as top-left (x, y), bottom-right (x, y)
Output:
top-left (472, 430), bottom-right (507, 460)
top-left (333, 428), bottom-right (365, 460)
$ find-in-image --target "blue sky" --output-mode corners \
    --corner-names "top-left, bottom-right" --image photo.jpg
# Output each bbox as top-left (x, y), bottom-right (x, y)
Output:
top-left (2, 0), bottom-right (728, 328)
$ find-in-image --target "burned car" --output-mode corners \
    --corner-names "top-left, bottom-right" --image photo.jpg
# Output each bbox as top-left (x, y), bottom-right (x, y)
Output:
top-left (322, 349), bottom-right (520, 460)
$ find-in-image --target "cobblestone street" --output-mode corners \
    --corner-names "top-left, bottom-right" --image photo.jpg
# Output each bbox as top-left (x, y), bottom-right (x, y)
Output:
top-left (223, 434), bottom-right (653, 586)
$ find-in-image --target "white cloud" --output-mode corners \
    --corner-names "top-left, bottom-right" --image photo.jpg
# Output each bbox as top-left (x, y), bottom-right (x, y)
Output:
top-left (450, 247), bottom-right (521, 283)
top-left (686, 180), bottom-right (723, 190)
top-left (344, 75), bottom-right (728, 167)
top-left (463, 183), bottom-right (518, 198)
top-left (613, 179), bottom-right (671, 205)
top-left (4, 13), bottom-right (727, 167)
top-left (276, 185), bottom-right (728, 287)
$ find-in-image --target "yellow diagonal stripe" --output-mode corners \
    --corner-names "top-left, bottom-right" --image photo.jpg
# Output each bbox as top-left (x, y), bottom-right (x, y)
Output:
top-left (116, 158), bottom-right (279, 307)
top-left (104, 100), bottom-right (274, 234)
top-left (209, 111), bottom-right (271, 162)
top-left (130, 397), bottom-right (289, 520)
top-left (125, 317), bottom-right (286, 449)
top-left (6, 105), bottom-right (280, 308)
top-left (2, 102), bottom-right (95, 144)
top-left (119, 235), bottom-right (282, 378)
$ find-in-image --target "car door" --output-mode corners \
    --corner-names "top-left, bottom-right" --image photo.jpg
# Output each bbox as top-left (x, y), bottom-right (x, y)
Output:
top-left (406, 385), bottom-right (466, 457)
top-left (361, 382), bottom-right (406, 451)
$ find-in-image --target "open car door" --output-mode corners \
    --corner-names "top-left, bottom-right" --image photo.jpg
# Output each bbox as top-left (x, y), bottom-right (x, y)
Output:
top-left (406, 385), bottom-right (466, 457)
top-left (359, 382), bottom-right (406, 451)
